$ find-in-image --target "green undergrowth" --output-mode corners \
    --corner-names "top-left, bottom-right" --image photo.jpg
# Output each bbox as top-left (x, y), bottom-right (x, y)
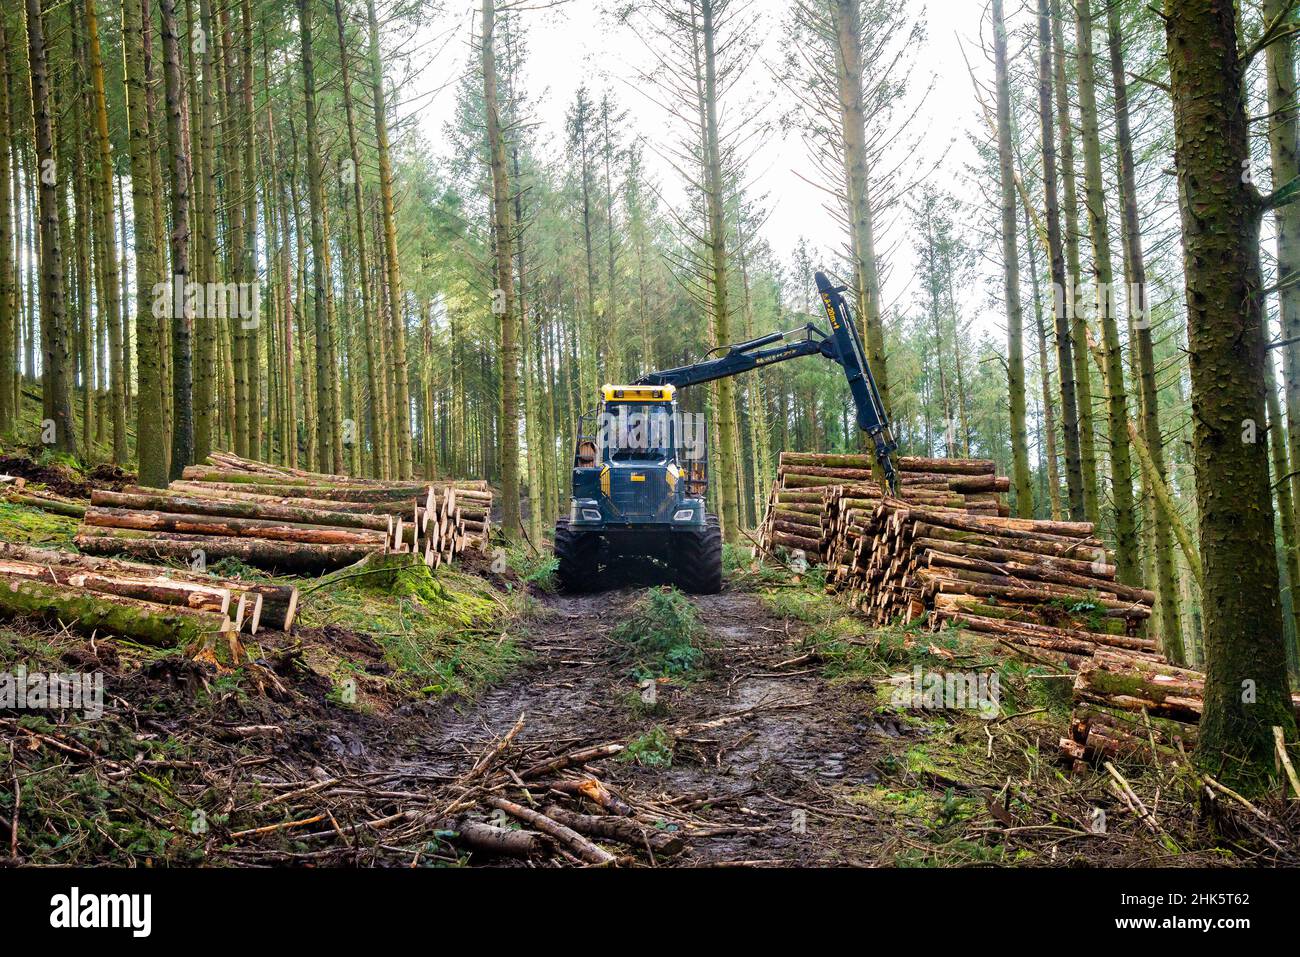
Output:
top-left (610, 586), bottom-right (709, 681)
top-left (296, 553), bottom-right (525, 701)
top-left (0, 383), bottom-right (131, 465)
top-left (503, 542), bottom-right (558, 592)
top-left (621, 725), bottom-right (676, 767)
top-left (0, 500), bottom-right (80, 547)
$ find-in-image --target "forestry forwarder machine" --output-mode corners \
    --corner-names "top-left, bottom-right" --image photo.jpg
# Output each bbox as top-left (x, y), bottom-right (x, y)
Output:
top-left (554, 271), bottom-right (898, 594)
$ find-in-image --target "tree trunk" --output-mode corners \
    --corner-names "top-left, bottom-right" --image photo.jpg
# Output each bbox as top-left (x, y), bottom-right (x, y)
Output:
top-left (1075, 0), bottom-right (1138, 584)
top-left (1052, 0), bottom-right (1100, 524)
top-left (1164, 0), bottom-right (1297, 785)
top-left (366, 0), bottom-right (412, 478)
top-left (1104, 2), bottom-right (1183, 660)
top-left (700, 0), bottom-right (741, 542)
top-left (84, 0), bottom-right (125, 463)
top-left (992, 0), bottom-right (1034, 518)
top-left (1264, 0), bottom-right (1300, 674)
top-left (482, 0), bottom-right (520, 541)
top-left (1037, 0), bottom-right (1084, 520)
top-left (830, 0), bottom-right (890, 415)
top-left (25, 0), bottom-right (77, 457)
top-left (161, 0), bottom-right (193, 478)
top-left (0, 12), bottom-right (13, 435)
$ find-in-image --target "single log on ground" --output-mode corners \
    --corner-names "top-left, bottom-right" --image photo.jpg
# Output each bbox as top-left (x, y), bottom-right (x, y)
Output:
top-left (911, 537), bottom-right (1116, 579)
top-left (163, 483), bottom-right (418, 517)
top-left (932, 592), bottom-right (1128, 633)
top-left (541, 804), bottom-right (684, 855)
top-left (925, 552), bottom-right (1153, 603)
top-left (911, 522), bottom-right (1111, 561)
top-left (932, 609), bottom-right (1158, 654)
top-left (915, 572), bottom-right (1150, 617)
top-left (5, 492), bottom-right (88, 518)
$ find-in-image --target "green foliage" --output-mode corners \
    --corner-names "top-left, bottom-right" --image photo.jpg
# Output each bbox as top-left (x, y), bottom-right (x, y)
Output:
top-left (299, 554), bottom-right (522, 699)
top-left (505, 543), bottom-right (558, 592)
top-left (621, 726), bottom-right (675, 768)
top-left (610, 586), bottom-right (707, 680)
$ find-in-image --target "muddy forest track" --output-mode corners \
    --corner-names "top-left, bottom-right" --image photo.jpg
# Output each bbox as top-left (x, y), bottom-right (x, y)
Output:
top-left (412, 585), bottom-right (899, 866)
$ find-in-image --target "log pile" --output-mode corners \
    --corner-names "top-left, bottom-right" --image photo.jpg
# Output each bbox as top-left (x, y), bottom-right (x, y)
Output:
top-left (1059, 648), bottom-right (1300, 766)
top-left (759, 452), bottom-right (1009, 564)
top-left (830, 499), bottom-right (1155, 664)
top-left (71, 452), bottom-right (494, 573)
top-left (760, 451), bottom-right (1297, 772)
top-left (0, 542), bottom-right (299, 647)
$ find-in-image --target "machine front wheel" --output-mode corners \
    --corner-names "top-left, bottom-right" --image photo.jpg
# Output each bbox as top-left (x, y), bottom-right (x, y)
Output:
top-left (672, 514), bottom-right (723, 594)
top-left (554, 519), bottom-right (602, 592)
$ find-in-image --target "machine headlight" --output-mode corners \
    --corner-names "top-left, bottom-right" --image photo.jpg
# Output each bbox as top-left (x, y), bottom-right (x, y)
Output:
top-left (673, 508), bottom-right (695, 522)
top-left (581, 508), bottom-right (603, 522)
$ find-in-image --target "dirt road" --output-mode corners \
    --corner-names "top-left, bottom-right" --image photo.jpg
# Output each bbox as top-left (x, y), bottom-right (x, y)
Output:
top-left (417, 585), bottom-right (899, 866)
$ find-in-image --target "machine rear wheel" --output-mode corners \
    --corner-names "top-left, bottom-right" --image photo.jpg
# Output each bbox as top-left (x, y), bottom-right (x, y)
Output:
top-left (554, 519), bottom-right (602, 592)
top-left (673, 514), bottom-right (723, 594)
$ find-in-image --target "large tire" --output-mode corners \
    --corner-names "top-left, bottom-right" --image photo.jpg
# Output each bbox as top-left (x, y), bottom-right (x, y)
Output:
top-left (672, 514), bottom-right (723, 594)
top-left (554, 519), bottom-right (601, 592)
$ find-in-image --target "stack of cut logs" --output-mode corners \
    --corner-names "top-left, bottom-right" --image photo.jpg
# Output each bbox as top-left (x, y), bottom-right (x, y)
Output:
top-left (761, 452), bottom-right (1300, 770)
top-left (72, 452), bottom-right (493, 574)
top-left (761, 452), bottom-right (1010, 564)
top-left (0, 542), bottom-right (299, 648)
top-left (1060, 649), bottom-right (1300, 766)
top-left (842, 499), bottom-right (1158, 661)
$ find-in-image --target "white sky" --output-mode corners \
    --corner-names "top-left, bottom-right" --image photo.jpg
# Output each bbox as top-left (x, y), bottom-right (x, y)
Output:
top-left (399, 0), bottom-right (996, 322)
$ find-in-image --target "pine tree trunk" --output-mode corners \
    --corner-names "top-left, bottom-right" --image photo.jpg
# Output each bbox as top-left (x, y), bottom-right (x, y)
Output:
top-left (1052, 0), bottom-right (1100, 524)
top-left (698, 0), bottom-right (741, 542)
top-left (482, 0), bottom-right (520, 541)
top-left (1264, 0), bottom-right (1300, 671)
top-left (1037, 0), bottom-right (1084, 519)
top-left (124, 0), bottom-right (166, 488)
top-left (1105, 2), bottom-right (1183, 660)
top-left (993, 0), bottom-right (1034, 518)
top-left (0, 11), bottom-right (14, 435)
top-left (161, 0), bottom-right (192, 478)
top-left (300, 0), bottom-right (333, 476)
top-left (25, 0), bottom-right (77, 456)
top-left (830, 0), bottom-right (890, 416)
top-left (1025, 201), bottom-right (1061, 520)
top-left (1164, 0), bottom-right (1297, 784)
top-left (366, 0), bottom-right (412, 478)
top-left (332, 0), bottom-right (385, 479)
top-left (1075, 0), bottom-right (1138, 583)
top-left (192, 0), bottom-right (217, 462)
top-left (84, 0), bottom-right (125, 463)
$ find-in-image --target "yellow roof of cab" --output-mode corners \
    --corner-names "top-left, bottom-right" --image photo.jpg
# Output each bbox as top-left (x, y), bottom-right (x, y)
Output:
top-left (602, 384), bottom-right (675, 402)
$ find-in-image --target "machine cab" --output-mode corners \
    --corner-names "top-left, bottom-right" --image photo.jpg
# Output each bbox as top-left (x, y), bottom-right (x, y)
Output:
top-left (569, 385), bottom-right (708, 527)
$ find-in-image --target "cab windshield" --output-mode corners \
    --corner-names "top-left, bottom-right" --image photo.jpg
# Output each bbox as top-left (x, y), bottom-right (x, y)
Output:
top-left (600, 403), bottom-right (674, 463)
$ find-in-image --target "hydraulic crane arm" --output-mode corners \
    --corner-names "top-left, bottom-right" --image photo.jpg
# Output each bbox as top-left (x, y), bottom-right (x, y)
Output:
top-left (635, 271), bottom-right (899, 491)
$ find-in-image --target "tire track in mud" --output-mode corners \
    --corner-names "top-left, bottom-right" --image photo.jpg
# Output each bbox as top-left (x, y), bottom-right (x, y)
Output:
top-left (415, 584), bottom-right (903, 866)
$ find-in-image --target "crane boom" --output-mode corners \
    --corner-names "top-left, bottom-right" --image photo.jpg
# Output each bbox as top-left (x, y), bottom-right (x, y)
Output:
top-left (635, 270), bottom-right (898, 490)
